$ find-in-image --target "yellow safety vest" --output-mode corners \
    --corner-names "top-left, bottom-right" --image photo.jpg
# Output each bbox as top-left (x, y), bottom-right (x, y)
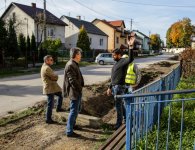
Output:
top-left (125, 63), bottom-right (136, 85)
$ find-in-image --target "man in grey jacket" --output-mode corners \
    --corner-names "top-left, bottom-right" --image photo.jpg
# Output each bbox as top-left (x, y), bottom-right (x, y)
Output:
top-left (63, 47), bottom-right (84, 137)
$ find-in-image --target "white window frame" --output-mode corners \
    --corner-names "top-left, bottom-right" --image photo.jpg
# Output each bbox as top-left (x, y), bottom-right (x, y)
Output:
top-left (47, 28), bottom-right (55, 37)
top-left (100, 38), bottom-right (103, 46)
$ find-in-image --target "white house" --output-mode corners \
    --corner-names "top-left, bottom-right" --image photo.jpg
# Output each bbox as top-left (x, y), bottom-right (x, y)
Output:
top-left (133, 30), bottom-right (150, 52)
top-left (1, 2), bottom-right (67, 47)
top-left (61, 16), bottom-right (108, 50)
top-left (191, 35), bottom-right (195, 49)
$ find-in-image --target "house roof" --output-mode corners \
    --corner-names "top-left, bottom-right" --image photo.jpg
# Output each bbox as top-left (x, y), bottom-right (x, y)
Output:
top-left (1, 2), bottom-right (67, 26)
top-left (132, 30), bottom-right (150, 39)
top-left (92, 19), bottom-right (125, 32)
top-left (62, 16), bottom-right (107, 36)
top-left (107, 20), bottom-right (126, 28)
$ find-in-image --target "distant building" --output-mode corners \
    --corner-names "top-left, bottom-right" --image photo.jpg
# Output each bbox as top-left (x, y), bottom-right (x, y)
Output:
top-left (1, 2), bottom-right (67, 47)
top-left (191, 34), bottom-right (195, 49)
top-left (61, 16), bottom-right (108, 50)
top-left (132, 30), bottom-right (150, 53)
top-left (92, 19), bottom-right (129, 51)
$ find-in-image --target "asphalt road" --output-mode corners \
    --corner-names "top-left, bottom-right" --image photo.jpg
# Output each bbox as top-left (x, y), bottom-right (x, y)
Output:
top-left (0, 54), bottom-right (175, 116)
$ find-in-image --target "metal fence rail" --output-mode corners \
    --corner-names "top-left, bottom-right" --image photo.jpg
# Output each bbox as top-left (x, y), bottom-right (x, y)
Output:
top-left (116, 64), bottom-right (195, 149)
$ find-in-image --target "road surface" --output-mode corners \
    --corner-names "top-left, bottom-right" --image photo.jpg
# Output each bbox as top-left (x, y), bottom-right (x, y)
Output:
top-left (0, 54), bottom-right (176, 116)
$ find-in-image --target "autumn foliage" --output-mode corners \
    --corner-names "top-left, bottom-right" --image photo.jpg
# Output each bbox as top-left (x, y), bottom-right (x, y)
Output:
top-left (166, 18), bottom-right (194, 48)
top-left (150, 34), bottom-right (161, 51)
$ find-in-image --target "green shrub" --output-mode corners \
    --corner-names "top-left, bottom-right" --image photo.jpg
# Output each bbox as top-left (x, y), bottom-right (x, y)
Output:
top-left (14, 57), bottom-right (25, 67)
top-left (137, 77), bottom-right (195, 149)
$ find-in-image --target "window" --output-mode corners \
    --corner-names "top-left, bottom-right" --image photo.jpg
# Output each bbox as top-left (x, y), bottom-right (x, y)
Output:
top-left (12, 12), bottom-right (15, 18)
top-left (116, 37), bottom-right (119, 44)
top-left (48, 28), bottom-right (54, 37)
top-left (100, 38), bottom-right (103, 46)
top-left (89, 38), bottom-right (92, 44)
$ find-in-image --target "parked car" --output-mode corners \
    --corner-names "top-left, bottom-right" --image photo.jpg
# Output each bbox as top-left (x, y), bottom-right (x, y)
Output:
top-left (95, 53), bottom-right (115, 65)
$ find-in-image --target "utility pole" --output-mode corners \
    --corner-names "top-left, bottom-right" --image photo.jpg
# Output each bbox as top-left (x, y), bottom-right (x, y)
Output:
top-left (43, 0), bottom-right (47, 42)
top-left (4, 0), bottom-right (6, 10)
top-left (130, 19), bottom-right (133, 31)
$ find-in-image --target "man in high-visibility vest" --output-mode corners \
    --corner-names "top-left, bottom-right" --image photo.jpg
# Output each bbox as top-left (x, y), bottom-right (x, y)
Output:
top-left (122, 54), bottom-right (141, 93)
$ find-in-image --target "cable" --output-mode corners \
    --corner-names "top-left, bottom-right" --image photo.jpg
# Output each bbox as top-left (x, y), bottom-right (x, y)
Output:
top-left (111, 0), bottom-right (195, 8)
top-left (73, 0), bottom-right (117, 20)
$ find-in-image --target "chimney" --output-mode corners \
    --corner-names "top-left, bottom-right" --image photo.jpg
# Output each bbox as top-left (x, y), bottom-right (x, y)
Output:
top-left (77, 15), bottom-right (81, 20)
top-left (31, 3), bottom-right (36, 8)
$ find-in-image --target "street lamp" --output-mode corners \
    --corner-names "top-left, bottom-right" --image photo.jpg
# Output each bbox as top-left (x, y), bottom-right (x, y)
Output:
top-left (24, 18), bottom-right (28, 68)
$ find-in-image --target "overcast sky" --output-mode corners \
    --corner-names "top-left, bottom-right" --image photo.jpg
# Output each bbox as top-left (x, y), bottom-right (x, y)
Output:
top-left (1, 0), bottom-right (195, 42)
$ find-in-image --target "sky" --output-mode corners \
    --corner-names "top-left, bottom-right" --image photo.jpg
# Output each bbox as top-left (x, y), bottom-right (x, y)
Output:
top-left (1, 0), bottom-right (195, 42)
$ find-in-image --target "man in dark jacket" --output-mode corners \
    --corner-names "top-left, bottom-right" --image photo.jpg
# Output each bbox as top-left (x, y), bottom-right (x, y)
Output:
top-left (63, 47), bottom-right (84, 137)
top-left (107, 38), bottom-right (134, 129)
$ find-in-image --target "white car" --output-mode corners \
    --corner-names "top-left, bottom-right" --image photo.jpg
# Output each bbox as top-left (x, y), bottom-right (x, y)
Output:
top-left (95, 53), bottom-right (115, 65)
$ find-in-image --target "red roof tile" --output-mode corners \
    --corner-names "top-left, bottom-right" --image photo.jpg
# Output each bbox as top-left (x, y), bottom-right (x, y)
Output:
top-left (108, 20), bottom-right (124, 27)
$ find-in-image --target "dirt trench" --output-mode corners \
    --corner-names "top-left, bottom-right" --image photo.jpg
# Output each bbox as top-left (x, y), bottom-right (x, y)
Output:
top-left (0, 61), bottom-right (179, 150)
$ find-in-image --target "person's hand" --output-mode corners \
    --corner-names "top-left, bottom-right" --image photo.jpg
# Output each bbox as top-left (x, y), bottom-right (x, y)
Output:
top-left (107, 88), bottom-right (112, 96)
top-left (128, 36), bottom-right (136, 48)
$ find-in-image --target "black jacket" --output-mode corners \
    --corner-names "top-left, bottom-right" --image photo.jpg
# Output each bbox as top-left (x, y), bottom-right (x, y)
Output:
top-left (109, 49), bottom-right (134, 88)
top-left (63, 59), bottom-right (84, 100)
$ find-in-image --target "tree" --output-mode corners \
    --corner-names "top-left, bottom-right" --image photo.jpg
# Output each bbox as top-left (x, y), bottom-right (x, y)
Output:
top-left (7, 18), bottom-right (19, 60)
top-left (182, 18), bottom-right (193, 47)
top-left (0, 19), bottom-right (7, 66)
top-left (166, 18), bottom-right (193, 48)
top-left (31, 34), bottom-right (37, 66)
top-left (27, 35), bottom-right (31, 58)
top-left (76, 25), bottom-right (90, 57)
top-left (150, 34), bottom-right (161, 51)
top-left (18, 33), bottom-right (26, 57)
top-left (41, 38), bottom-right (62, 63)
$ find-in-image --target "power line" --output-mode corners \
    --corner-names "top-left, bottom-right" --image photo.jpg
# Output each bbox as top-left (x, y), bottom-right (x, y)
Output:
top-left (73, 0), bottom-right (116, 20)
top-left (111, 0), bottom-right (195, 8)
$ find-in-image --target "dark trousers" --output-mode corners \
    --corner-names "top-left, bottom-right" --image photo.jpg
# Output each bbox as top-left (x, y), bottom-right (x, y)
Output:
top-left (112, 85), bottom-right (126, 129)
top-left (46, 92), bottom-right (63, 121)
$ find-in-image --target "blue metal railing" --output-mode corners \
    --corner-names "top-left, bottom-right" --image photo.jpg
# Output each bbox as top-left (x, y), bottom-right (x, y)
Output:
top-left (116, 64), bottom-right (195, 149)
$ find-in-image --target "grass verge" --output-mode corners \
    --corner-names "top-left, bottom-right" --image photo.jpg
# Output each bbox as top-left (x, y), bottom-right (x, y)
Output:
top-left (136, 76), bottom-right (195, 149)
top-left (0, 107), bottom-right (43, 127)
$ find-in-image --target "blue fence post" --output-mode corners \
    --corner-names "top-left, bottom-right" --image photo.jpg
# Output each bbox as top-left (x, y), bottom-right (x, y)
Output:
top-left (126, 97), bottom-right (133, 150)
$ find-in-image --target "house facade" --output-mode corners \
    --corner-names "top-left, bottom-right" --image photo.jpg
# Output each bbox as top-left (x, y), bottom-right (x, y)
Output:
top-left (1, 2), bottom-right (67, 47)
top-left (191, 35), bottom-right (195, 49)
top-left (132, 30), bottom-right (150, 52)
top-left (92, 19), bottom-right (129, 51)
top-left (61, 16), bottom-right (108, 50)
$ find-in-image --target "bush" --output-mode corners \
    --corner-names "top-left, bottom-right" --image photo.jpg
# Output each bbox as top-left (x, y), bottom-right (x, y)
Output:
top-left (14, 57), bottom-right (25, 67)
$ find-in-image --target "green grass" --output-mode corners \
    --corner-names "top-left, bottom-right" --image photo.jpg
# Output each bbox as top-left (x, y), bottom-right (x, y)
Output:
top-left (136, 77), bottom-right (195, 150)
top-left (0, 107), bottom-right (43, 127)
top-left (0, 61), bottom-right (95, 78)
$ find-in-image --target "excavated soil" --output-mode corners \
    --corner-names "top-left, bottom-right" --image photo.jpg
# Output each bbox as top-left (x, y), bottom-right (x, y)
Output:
top-left (0, 61), bottom-right (179, 150)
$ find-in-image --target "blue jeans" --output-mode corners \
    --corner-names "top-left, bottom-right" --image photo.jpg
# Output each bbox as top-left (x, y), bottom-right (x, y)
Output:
top-left (46, 92), bottom-right (63, 121)
top-left (66, 95), bottom-right (82, 135)
top-left (112, 85), bottom-right (126, 129)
